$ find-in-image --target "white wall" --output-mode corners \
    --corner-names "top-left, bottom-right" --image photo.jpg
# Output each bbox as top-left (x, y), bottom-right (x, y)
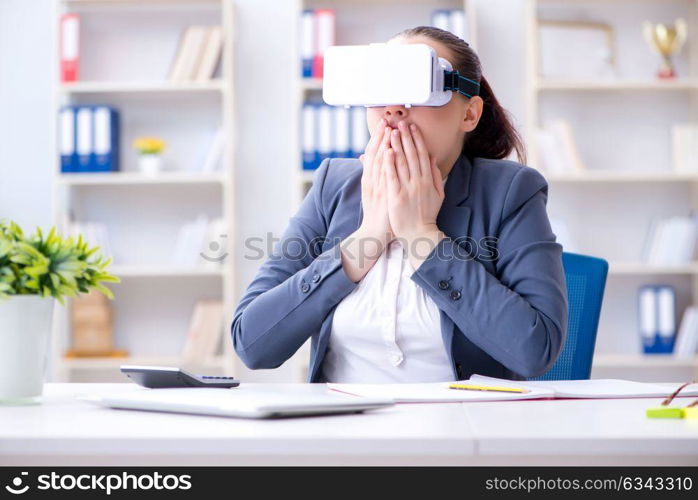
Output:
top-left (0, 0), bottom-right (55, 231)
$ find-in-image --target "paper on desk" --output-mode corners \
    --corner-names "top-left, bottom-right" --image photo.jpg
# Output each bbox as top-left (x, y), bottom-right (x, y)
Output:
top-left (469, 375), bottom-right (698, 399)
top-left (326, 379), bottom-right (554, 403)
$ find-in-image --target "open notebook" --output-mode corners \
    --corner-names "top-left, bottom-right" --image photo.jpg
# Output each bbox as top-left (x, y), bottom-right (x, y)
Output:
top-left (326, 375), bottom-right (698, 403)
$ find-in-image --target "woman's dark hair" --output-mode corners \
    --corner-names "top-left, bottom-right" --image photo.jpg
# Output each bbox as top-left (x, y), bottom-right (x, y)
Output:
top-left (393, 26), bottom-right (527, 164)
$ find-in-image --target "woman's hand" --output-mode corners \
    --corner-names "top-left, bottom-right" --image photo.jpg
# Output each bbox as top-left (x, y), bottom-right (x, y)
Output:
top-left (340, 118), bottom-right (393, 282)
top-left (357, 118), bottom-right (393, 244)
top-left (384, 121), bottom-right (446, 270)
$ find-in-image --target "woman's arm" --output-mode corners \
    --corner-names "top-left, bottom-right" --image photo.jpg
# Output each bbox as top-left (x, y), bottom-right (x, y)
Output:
top-left (231, 158), bottom-right (358, 370)
top-left (410, 167), bottom-right (568, 378)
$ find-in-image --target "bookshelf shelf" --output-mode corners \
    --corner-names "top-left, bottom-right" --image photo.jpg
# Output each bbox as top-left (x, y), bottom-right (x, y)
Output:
top-left (65, 0), bottom-right (223, 6)
top-left (608, 262), bottom-right (698, 276)
top-left (544, 171), bottom-right (698, 183)
top-left (593, 353), bottom-right (698, 368)
top-left (58, 172), bottom-right (226, 186)
top-left (61, 355), bottom-right (227, 370)
top-left (536, 78), bottom-right (698, 92)
top-left (59, 80), bottom-right (225, 94)
top-left (109, 265), bottom-right (225, 278)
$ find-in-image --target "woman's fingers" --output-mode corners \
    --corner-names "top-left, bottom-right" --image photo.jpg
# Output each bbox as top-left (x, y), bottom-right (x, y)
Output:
top-left (397, 121), bottom-right (420, 179)
top-left (383, 148), bottom-right (399, 197)
top-left (363, 119), bottom-right (387, 174)
top-left (365, 118), bottom-right (386, 156)
top-left (372, 126), bottom-right (391, 184)
top-left (389, 128), bottom-right (410, 186)
top-left (409, 123), bottom-right (432, 178)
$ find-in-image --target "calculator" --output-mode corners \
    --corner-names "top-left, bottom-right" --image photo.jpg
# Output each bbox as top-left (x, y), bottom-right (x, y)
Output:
top-left (120, 365), bottom-right (241, 389)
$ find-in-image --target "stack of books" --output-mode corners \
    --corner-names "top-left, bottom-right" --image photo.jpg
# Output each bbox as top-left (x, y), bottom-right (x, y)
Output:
top-left (675, 306), bottom-right (698, 358)
top-left (180, 299), bottom-right (224, 365)
top-left (168, 25), bottom-right (224, 82)
top-left (431, 9), bottom-right (469, 41)
top-left (171, 215), bottom-right (228, 269)
top-left (67, 221), bottom-right (114, 260)
top-left (535, 118), bottom-right (586, 174)
top-left (642, 214), bottom-right (698, 266)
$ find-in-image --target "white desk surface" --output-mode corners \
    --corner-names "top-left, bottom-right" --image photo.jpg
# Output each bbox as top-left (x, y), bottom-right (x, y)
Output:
top-left (1, 383), bottom-right (696, 466)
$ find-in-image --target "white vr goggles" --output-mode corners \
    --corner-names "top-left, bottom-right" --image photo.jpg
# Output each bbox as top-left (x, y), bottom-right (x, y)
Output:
top-left (322, 43), bottom-right (480, 108)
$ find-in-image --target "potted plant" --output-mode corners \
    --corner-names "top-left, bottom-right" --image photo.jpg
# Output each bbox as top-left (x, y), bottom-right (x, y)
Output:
top-left (133, 136), bottom-right (166, 175)
top-left (0, 219), bottom-right (119, 404)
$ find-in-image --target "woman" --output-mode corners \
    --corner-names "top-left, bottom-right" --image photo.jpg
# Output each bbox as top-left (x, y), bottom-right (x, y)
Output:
top-left (231, 26), bottom-right (568, 384)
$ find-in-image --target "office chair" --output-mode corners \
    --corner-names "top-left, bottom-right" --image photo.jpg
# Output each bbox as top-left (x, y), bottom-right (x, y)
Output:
top-left (527, 252), bottom-right (609, 381)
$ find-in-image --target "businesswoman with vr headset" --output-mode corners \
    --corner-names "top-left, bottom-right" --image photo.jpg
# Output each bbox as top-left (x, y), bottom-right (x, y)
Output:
top-left (231, 26), bottom-right (568, 383)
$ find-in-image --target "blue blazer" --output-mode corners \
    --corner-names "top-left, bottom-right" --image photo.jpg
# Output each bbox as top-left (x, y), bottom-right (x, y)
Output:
top-left (231, 153), bottom-right (568, 383)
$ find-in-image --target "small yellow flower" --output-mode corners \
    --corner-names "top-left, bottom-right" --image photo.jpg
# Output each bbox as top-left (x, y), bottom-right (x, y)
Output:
top-left (133, 137), bottom-right (166, 155)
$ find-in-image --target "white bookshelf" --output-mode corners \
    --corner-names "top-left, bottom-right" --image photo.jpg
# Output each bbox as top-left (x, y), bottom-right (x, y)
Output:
top-left (50, 0), bottom-right (239, 382)
top-left (525, 0), bottom-right (698, 379)
top-left (289, 0), bottom-right (478, 382)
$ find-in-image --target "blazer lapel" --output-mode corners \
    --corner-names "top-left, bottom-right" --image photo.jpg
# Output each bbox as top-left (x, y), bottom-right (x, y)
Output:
top-left (437, 153), bottom-right (472, 240)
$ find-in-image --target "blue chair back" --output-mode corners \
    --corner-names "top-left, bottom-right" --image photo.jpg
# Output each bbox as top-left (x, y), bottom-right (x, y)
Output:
top-left (527, 252), bottom-right (609, 381)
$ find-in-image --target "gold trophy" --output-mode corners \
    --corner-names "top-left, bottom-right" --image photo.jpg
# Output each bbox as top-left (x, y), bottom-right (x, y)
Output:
top-left (643, 18), bottom-right (687, 79)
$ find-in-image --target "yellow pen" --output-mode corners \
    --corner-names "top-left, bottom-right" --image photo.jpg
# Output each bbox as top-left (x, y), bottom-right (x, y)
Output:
top-left (448, 383), bottom-right (529, 394)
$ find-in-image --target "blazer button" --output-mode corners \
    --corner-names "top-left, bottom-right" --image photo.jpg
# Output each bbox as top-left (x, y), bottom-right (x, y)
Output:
top-left (311, 273), bottom-right (321, 283)
top-left (456, 363), bottom-right (463, 378)
top-left (438, 280), bottom-right (450, 290)
top-left (301, 283), bottom-right (311, 293)
top-left (450, 290), bottom-right (461, 301)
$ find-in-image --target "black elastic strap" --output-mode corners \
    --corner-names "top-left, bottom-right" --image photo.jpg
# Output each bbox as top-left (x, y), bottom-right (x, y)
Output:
top-left (443, 71), bottom-right (480, 98)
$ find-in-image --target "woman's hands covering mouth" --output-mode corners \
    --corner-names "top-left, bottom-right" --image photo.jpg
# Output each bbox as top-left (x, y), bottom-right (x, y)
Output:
top-left (339, 118), bottom-right (447, 282)
top-left (383, 120), bottom-right (446, 270)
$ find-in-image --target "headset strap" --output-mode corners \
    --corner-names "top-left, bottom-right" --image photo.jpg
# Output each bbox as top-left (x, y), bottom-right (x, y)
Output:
top-left (443, 71), bottom-right (480, 98)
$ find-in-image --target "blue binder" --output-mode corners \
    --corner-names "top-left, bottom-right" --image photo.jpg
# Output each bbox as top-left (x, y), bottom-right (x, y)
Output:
top-left (638, 284), bottom-right (676, 354)
top-left (331, 106), bottom-right (351, 159)
top-left (59, 106), bottom-right (77, 173)
top-left (75, 106), bottom-right (94, 172)
top-left (349, 106), bottom-right (368, 159)
top-left (92, 106), bottom-right (119, 172)
top-left (302, 102), bottom-right (320, 170)
top-left (300, 10), bottom-right (315, 78)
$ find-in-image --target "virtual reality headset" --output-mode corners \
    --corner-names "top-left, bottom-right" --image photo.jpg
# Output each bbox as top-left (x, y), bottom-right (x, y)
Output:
top-left (322, 43), bottom-right (480, 108)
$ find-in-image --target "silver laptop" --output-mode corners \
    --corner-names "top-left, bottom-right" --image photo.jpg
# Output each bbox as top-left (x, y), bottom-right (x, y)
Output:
top-left (80, 387), bottom-right (395, 419)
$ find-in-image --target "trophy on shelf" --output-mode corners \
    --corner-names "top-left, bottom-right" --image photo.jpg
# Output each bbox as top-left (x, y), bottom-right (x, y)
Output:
top-left (642, 18), bottom-right (687, 79)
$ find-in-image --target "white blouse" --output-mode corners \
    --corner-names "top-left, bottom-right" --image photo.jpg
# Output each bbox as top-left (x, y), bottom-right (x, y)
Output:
top-left (321, 177), bottom-right (454, 383)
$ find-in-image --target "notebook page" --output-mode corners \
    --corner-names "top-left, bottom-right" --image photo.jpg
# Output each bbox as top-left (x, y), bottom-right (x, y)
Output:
top-left (469, 375), bottom-right (698, 399)
top-left (326, 381), bottom-right (554, 403)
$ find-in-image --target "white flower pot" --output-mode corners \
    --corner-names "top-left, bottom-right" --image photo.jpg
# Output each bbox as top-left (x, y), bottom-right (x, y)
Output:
top-left (0, 295), bottom-right (55, 404)
top-left (138, 154), bottom-right (163, 175)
